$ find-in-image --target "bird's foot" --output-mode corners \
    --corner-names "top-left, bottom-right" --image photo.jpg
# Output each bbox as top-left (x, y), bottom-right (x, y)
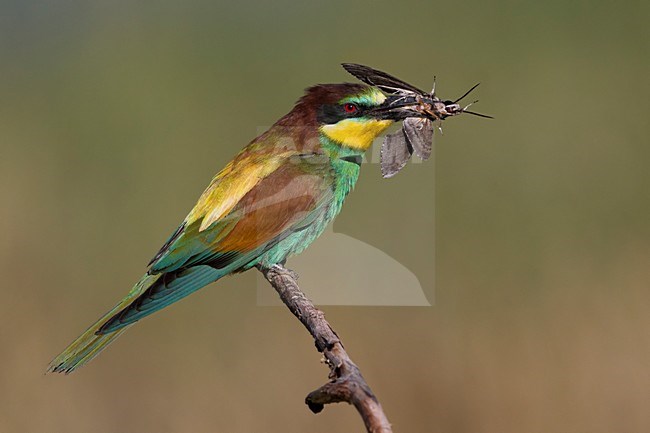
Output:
top-left (270, 262), bottom-right (299, 280)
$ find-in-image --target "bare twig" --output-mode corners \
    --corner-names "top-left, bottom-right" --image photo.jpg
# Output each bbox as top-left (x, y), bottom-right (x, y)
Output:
top-left (257, 264), bottom-right (393, 433)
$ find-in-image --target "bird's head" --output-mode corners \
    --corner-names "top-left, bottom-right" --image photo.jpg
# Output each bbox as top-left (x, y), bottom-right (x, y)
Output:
top-left (280, 83), bottom-right (430, 152)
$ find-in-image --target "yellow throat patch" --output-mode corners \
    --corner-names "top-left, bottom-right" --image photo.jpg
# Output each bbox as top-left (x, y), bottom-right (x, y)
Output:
top-left (321, 118), bottom-right (393, 151)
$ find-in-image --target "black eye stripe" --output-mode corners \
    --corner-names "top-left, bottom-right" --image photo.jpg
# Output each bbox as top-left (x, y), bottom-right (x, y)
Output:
top-left (316, 103), bottom-right (367, 124)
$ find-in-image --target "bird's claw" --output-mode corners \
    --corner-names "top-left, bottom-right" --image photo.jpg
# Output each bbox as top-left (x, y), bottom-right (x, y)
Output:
top-left (273, 263), bottom-right (299, 280)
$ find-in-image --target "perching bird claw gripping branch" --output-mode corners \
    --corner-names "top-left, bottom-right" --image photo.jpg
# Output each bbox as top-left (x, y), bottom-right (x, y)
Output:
top-left (257, 264), bottom-right (393, 433)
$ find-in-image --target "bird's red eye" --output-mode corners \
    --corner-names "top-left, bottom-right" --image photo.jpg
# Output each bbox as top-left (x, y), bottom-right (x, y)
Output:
top-left (343, 103), bottom-right (358, 114)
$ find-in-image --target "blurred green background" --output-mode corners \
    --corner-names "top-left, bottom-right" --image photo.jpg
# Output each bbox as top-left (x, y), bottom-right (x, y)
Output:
top-left (1, 0), bottom-right (649, 432)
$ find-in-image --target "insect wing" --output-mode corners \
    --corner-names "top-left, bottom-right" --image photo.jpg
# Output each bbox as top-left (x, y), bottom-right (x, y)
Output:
top-left (381, 129), bottom-right (413, 178)
top-left (342, 63), bottom-right (426, 96)
top-left (403, 117), bottom-right (433, 160)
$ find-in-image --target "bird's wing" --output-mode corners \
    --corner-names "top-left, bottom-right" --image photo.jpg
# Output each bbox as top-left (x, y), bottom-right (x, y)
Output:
top-left (146, 147), bottom-right (288, 269)
top-left (96, 153), bottom-right (337, 333)
top-left (148, 151), bottom-right (335, 274)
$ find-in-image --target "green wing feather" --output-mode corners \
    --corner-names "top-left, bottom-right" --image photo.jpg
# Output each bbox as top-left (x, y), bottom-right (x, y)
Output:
top-left (99, 155), bottom-right (337, 333)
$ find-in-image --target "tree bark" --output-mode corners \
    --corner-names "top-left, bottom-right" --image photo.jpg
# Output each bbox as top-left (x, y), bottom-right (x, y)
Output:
top-left (257, 264), bottom-right (393, 433)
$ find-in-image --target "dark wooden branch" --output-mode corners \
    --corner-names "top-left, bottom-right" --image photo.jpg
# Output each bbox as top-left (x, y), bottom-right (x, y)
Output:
top-left (257, 264), bottom-right (393, 433)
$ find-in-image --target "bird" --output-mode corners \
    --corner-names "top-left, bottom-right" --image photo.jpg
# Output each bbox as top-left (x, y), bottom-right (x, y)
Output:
top-left (48, 76), bottom-right (431, 374)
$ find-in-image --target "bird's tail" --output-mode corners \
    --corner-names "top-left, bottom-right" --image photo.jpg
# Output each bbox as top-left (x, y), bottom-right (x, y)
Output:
top-left (47, 273), bottom-right (161, 374)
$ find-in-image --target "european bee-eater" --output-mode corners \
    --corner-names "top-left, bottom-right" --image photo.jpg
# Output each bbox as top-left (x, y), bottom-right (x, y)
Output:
top-left (48, 77), bottom-right (434, 374)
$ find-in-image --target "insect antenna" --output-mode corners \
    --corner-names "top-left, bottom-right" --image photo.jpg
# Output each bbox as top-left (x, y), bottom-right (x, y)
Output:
top-left (463, 110), bottom-right (494, 119)
top-left (453, 82), bottom-right (481, 104)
